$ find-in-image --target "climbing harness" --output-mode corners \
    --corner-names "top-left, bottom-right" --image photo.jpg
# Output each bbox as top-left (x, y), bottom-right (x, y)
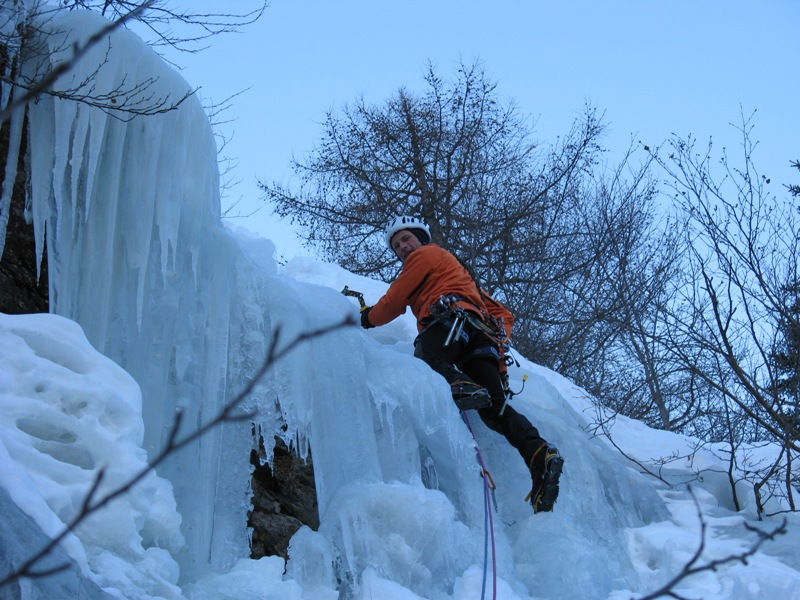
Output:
top-left (429, 294), bottom-right (509, 349)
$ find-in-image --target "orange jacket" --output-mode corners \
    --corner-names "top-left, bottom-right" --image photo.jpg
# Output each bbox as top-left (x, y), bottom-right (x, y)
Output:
top-left (368, 244), bottom-right (488, 330)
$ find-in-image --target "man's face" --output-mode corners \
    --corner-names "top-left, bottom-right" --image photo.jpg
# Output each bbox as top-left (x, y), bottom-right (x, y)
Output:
top-left (390, 230), bottom-right (422, 262)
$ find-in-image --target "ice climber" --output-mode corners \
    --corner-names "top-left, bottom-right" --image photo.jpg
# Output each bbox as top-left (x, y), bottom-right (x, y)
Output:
top-left (360, 215), bottom-right (564, 513)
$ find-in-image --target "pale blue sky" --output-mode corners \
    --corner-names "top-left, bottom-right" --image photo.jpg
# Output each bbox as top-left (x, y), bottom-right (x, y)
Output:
top-left (166, 0), bottom-right (798, 258)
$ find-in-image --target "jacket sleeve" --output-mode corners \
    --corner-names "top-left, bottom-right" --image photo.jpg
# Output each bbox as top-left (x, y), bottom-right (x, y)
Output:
top-left (367, 249), bottom-right (433, 327)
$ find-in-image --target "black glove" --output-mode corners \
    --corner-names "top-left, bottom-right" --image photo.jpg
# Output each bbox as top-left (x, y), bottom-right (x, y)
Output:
top-left (360, 306), bottom-right (375, 329)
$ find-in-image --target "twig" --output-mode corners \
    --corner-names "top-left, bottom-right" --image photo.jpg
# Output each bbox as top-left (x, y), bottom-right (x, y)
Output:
top-left (0, 1), bottom-right (157, 124)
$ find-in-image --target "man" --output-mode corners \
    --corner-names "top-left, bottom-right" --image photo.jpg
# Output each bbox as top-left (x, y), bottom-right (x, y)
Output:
top-left (360, 215), bottom-right (564, 513)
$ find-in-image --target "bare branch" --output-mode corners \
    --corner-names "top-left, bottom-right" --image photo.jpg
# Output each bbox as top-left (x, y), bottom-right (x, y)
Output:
top-left (0, 0), bottom-right (158, 124)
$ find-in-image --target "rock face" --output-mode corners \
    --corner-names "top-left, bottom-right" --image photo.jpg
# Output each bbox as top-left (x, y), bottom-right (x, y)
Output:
top-left (0, 115), bottom-right (49, 315)
top-left (248, 436), bottom-right (319, 560)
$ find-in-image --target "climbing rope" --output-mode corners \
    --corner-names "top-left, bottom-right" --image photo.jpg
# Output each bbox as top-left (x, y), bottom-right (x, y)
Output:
top-left (461, 410), bottom-right (497, 600)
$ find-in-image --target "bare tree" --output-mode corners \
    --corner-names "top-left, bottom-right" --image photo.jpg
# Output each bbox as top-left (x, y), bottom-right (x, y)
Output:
top-left (260, 59), bottom-right (601, 279)
top-left (647, 112), bottom-right (800, 508)
top-left (258, 50), bottom-right (797, 516)
top-left (58, 1), bottom-right (266, 53)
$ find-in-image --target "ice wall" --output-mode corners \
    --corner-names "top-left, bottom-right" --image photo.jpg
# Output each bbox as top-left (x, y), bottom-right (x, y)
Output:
top-left (19, 8), bottom-right (257, 581)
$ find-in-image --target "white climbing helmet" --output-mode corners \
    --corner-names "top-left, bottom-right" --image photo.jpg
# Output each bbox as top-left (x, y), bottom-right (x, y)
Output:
top-left (383, 215), bottom-right (431, 250)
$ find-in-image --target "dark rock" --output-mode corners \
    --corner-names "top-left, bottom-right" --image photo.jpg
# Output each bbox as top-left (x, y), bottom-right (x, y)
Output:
top-left (0, 110), bottom-right (49, 314)
top-left (248, 435), bottom-right (319, 560)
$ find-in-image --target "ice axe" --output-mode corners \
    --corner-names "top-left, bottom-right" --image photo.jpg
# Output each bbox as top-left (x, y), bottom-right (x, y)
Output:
top-left (341, 286), bottom-right (367, 310)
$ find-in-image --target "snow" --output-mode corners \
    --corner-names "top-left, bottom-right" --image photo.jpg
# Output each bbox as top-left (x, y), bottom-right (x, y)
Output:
top-left (0, 313), bottom-right (184, 599)
top-left (2, 5), bottom-right (800, 600)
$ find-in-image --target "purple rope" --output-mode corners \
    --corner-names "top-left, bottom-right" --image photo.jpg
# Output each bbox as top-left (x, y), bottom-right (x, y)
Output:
top-left (462, 411), bottom-right (498, 600)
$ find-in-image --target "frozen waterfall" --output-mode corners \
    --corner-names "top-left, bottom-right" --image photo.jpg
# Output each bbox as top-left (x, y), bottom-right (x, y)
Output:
top-left (2, 6), bottom-right (799, 600)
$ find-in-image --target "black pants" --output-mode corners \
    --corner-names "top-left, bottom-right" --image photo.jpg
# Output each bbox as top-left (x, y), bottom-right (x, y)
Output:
top-left (414, 320), bottom-right (546, 470)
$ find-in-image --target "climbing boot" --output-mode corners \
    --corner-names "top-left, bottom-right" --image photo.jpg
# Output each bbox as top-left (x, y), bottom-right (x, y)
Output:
top-left (526, 444), bottom-right (564, 513)
top-left (450, 381), bottom-right (492, 411)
